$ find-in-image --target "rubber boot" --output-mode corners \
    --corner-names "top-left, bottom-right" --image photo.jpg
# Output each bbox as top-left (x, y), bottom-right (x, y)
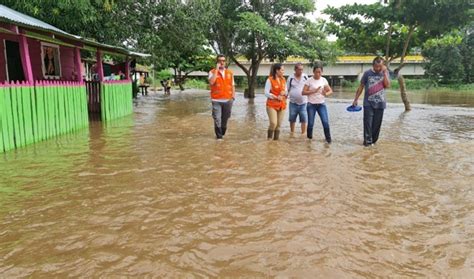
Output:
top-left (222, 127), bottom-right (227, 136)
top-left (267, 129), bottom-right (274, 140)
top-left (273, 130), bottom-right (280, 140)
top-left (324, 127), bottom-right (331, 143)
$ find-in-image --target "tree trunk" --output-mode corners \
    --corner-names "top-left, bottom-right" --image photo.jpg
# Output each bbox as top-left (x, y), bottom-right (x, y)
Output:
top-left (397, 74), bottom-right (411, 111)
top-left (244, 59), bottom-right (261, 99)
top-left (174, 69), bottom-right (185, 91)
top-left (245, 76), bottom-right (256, 98)
top-left (394, 24), bottom-right (415, 112)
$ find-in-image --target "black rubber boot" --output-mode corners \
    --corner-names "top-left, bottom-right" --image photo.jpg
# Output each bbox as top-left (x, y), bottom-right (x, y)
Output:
top-left (267, 129), bottom-right (274, 140)
top-left (222, 127), bottom-right (227, 136)
top-left (273, 130), bottom-right (280, 140)
top-left (324, 127), bottom-right (332, 143)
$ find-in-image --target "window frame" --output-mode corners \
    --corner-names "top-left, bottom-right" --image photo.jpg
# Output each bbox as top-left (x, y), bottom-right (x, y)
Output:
top-left (40, 42), bottom-right (62, 79)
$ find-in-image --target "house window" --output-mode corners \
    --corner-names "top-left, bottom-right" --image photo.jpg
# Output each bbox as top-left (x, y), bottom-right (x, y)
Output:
top-left (41, 43), bottom-right (61, 79)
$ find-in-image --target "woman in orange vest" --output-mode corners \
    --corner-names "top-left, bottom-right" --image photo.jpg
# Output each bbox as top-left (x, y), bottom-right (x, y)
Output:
top-left (208, 55), bottom-right (235, 140)
top-left (265, 63), bottom-right (287, 140)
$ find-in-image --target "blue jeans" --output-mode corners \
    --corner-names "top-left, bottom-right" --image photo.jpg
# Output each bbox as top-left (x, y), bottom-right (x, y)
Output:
top-left (307, 103), bottom-right (331, 142)
top-left (289, 102), bottom-right (308, 123)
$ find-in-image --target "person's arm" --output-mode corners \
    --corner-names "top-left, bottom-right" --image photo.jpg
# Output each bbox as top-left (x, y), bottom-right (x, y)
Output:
top-left (382, 66), bottom-right (390, 88)
top-left (302, 84), bottom-right (321, 96)
top-left (323, 85), bottom-right (333, 96)
top-left (353, 73), bottom-right (367, 106)
top-left (208, 70), bottom-right (218, 86)
top-left (264, 79), bottom-right (277, 99)
top-left (232, 74), bottom-right (236, 99)
top-left (352, 84), bottom-right (364, 106)
top-left (209, 65), bottom-right (222, 86)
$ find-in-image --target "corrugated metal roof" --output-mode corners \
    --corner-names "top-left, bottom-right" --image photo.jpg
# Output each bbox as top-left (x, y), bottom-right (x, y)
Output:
top-left (0, 4), bottom-right (76, 37)
top-left (0, 4), bottom-right (150, 57)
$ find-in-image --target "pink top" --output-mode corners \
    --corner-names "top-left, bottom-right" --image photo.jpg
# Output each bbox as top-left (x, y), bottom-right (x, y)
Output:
top-left (305, 76), bottom-right (329, 104)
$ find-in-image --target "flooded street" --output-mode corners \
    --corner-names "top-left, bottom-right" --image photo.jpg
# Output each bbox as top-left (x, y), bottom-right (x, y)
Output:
top-left (1, 89), bottom-right (473, 277)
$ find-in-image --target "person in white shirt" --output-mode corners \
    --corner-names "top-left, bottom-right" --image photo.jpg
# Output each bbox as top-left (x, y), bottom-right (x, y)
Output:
top-left (287, 63), bottom-right (308, 135)
top-left (302, 64), bottom-right (333, 143)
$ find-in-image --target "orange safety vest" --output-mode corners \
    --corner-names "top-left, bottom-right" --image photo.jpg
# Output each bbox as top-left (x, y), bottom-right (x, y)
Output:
top-left (266, 76), bottom-right (287, 110)
top-left (210, 69), bottom-right (233, 100)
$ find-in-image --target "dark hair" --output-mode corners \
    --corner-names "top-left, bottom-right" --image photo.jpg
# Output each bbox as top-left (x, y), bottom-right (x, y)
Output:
top-left (294, 63), bottom-right (304, 70)
top-left (373, 56), bottom-right (384, 65)
top-left (216, 54), bottom-right (226, 61)
top-left (313, 64), bottom-right (323, 72)
top-left (271, 63), bottom-right (283, 79)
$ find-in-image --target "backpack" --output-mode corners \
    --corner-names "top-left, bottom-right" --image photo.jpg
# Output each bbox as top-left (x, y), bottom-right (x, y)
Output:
top-left (288, 74), bottom-right (308, 89)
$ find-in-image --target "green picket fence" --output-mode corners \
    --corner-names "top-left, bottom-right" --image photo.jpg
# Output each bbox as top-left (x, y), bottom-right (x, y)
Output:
top-left (100, 81), bottom-right (133, 121)
top-left (0, 80), bottom-right (89, 153)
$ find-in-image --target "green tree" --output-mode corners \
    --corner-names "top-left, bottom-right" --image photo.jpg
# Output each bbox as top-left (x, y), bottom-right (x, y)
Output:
top-left (148, 0), bottom-right (216, 90)
top-left (459, 24), bottom-right (474, 84)
top-left (422, 33), bottom-right (465, 84)
top-left (325, 0), bottom-right (472, 111)
top-left (2, 0), bottom-right (150, 47)
top-left (6, 0), bottom-right (216, 89)
top-left (208, 0), bottom-right (335, 98)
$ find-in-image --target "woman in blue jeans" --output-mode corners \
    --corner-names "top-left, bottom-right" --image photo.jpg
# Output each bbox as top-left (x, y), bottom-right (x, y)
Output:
top-left (302, 65), bottom-right (333, 143)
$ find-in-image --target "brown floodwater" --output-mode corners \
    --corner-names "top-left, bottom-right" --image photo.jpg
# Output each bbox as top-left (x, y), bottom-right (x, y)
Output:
top-left (0, 88), bottom-right (473, 277)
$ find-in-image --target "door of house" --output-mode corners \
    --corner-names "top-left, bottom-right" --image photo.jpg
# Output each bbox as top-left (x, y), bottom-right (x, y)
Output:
top-left (5, 40), bottom-right (25, 82)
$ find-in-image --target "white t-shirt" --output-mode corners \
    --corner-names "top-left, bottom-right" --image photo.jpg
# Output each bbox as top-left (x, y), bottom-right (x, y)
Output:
top-left (286, 74), bottom-right (308, 105)
top-left (305, 76), bottom-right (329, 104)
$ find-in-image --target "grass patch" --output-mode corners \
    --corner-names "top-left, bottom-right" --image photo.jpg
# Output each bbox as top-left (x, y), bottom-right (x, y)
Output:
top-left (183, 79), bottom-right (209, 90)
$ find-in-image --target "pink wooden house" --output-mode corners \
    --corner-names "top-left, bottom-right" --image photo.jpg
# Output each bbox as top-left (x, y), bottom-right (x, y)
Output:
top-left (0, 4), bottom-right (149, 152)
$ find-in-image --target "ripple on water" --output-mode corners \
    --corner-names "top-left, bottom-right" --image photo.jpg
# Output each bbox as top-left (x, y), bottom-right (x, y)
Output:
top-left (0, 91), bottom-right (473, 277)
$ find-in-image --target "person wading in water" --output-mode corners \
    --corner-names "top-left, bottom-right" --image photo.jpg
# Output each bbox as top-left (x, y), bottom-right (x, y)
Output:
top-left (208, 55), bottom-right (235, 140)
top-left (287, 63), bottom-right (308, 135)
top-left (265, 63), bottom-right (287, 140)
top-left (302, 64), bottom-right (333, 143)
top-left (352, 56), bottom-right (391, 146)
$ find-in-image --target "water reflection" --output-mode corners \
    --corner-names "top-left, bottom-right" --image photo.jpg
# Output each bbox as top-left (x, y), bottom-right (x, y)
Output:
top-left (0, 89), bottom-right (473, 277)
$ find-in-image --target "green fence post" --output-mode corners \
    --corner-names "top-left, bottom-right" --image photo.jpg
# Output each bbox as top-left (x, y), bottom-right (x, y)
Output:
top-left (37, 81), bottom-right (45, 141)
top-left (100, 83), bottom-right (105, 121)
top-left (0, 84), bottom-right (5, 152)
top-left (13, 83), bottom-right (24, 147)
top-left (22, 82), bottom-right (33, 145)
top-left (53, 82), bottom-right (58, 136)
top-left (45, 81), bottom-right (53, 139)
top-left (30, 82), bottom-right (38, 144)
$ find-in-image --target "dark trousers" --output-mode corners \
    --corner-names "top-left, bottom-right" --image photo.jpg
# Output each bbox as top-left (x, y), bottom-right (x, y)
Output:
top-left (212, 100), bottom-right (233, 139)
top-left (363, 106), bottom-right (384, 145)
top-left (307, 103), bottom-right (331, 142)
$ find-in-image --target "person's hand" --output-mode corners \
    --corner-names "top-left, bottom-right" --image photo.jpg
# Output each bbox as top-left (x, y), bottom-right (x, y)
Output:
top-left (381, 64), bottom-right (388, 73)
top-left (216, 63), bottom-right (221, 70)
top-left (315, 86), bottom-right (322, 94)
top-left (352, 100), bottom-right (358, 107)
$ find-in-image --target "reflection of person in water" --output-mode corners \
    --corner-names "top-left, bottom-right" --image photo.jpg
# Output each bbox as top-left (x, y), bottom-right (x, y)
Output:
top-left (44, 47), bottom-right (55, 75)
